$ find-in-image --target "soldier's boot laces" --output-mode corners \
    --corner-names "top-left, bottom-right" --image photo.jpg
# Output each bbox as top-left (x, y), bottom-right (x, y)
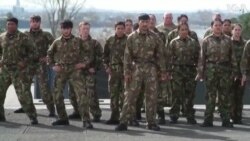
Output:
top-left (222, 121), bottom-right (234, 128)
top-left (52, 119), bottom-right (69, 126)
top-left (129, 120), bottom-right (140, 126)
top-left (14, 108), bottom-right (24, 113)
top-left (83, 121), bottom-right (94, 129)
top-left (115, 123), bottom-right (128, 131)
top-left (68, 112), bottom-right (81, 119)
top-left (146, 124), bottom-right (161, 131)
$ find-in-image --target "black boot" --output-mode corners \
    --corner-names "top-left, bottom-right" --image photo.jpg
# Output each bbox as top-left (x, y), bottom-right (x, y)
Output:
top-left (106, 119), bottom-right (120, 125)
top-left (83, 121), bottom-right (93, 129)
top-left (30, 117), bottom-right (38, 125)
top-left (68, 112), bottom-right (81, 119)
top-left (129, 120), bottom-right (140, 126)
top-left (158, 111), bottom-right (166, 125)
top-left (222, 121), bottom-right (233, 128)
top-left (136, 110), bottom-right (142, 120)
top-left (14, 108), bottom-right (24, 113)
top-left (146, 124), bottom-right (160, 131)
top-left (47, 104), bottom-right (56, 117)
top-left (92, 116), bottom-right (101, 122)
top-left (187, 118), bottom-right (197, 124)
top-left (52, 119), bottom-right (69, 126)
top-left (169, 116), bottom-right (178, 124)
top-left (115, 123), bottom-right (128, 131)
top-left (200, 121), bottom-right (213, 127)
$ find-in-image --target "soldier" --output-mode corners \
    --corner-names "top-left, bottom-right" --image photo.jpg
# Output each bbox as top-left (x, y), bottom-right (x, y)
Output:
top-left (230, 23), bottom-right (246, 124)
top-left (125, 19), bottom-right (133, 36)
top-left (68, 21), bottom-right (102, 122)
top-left (0, 17), bottom-right (38, 124)
top-left (104, 21), bottom-right (127, 125)
top-left (12, 15), bottom-right (56, 116)
top-left (115, 14), bottom-right (167, 131)
top-left (203, 13), bottom-right (222, 38)
top-left (157, 12), bottom-right (177, 38)
top-left (241, 40), bottom-right (250, 90)
top-left (47, 20), bottom-right (93, 129)
top-left (168, 23), bottom-right (199, 124)
top-left (222, 19), bottom-right (232, 37)
top-left (196, 19), bottom-right (235, 128)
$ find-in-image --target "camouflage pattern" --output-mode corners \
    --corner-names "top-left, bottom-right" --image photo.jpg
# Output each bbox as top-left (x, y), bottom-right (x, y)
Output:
top-left (0, 30), bottom-right (37, 120)
top-left (119, 30), bottom-right (166, 125)
top-left (47, 35), bottom-right (91, 121)
top-left (103, 35), bottom-right (127, 121)
top-left (168, 36), bottom-right (199, 120)
top-left (69, 35), bottom-right (102, 118)
top-left (156, 23), bottom-right (177, 39)
top-left (203, 28), bottom-right (213, 38)
top-left (241, 40), bottom-right (250, 80)
top-left (197, 33), bottom-right (237, 124)
top-left (24, 29), bottom-right (55, 113)
top-left (230, 38), bottom-right (245, 122)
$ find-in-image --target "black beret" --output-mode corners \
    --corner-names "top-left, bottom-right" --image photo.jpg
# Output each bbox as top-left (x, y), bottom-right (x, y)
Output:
top-left (138, 13), bottom-right (150, 21)
top-left (30, 15), bottom-right (41, 22)
top-left (60, 19), bottom-right (73, 29)
top-left (7, 17), bottom-right (18, 25)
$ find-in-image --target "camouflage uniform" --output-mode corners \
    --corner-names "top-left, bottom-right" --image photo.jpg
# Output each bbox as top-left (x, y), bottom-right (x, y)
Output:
top-left (47, 35), bottom-right (91, 122)
top-left (168, 36), bottom-right (199, 122)
top-left (69, 35), bottom-right (102, 119)
top-left (0, 30), bottom-right (37, 121)
top-left (230, 38), bottom-right (245, 123)
top-left (203, 28), bottom-right (213, 38)
top-left (119, 29), bottom-right (166, 126)
top-left (156, 23), bottom-right (177, 39)
top-left (103, 34), bottom-right (127, 121)
top-left (24, 29), bottom-right (55, 114)
top-left (241, 40), bottom-right (250, 80)
top-left (198, 33), bottom-right (236, 125)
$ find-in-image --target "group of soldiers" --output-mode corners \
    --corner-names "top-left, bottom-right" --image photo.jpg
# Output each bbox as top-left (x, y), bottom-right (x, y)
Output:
top-left (0, 11), bottom-right (249, 132)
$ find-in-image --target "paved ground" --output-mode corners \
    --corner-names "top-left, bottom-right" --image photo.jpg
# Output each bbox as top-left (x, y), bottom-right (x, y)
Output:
top-left (1, 85), bottom-right (250, 141)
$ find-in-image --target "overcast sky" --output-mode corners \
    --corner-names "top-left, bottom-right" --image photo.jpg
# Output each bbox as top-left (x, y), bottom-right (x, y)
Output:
top-left (0, 0), bottom-right (249, 13)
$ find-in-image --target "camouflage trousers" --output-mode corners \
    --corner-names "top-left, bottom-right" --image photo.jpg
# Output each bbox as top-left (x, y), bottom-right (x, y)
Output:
top-left (108, 66), bottom-right (124, 120)
top-left (33, 63), bottom-right (55, 113)
top-left (204, 66), bottom-right (232, 123)
top-left (169, 66), bottom-right (196, 120)
top-left (53, 67), bottom-right (90, 121)
top-left (69, 73), bottom-right (102, 118)
top-left (120, 64), bottom-right (158, 125)
top-left (230, 78), bottom-right (245, 121)
top-left (157, 80), bottom-right (173, 114)
top-left (0, 67), bottom-right (37, 119)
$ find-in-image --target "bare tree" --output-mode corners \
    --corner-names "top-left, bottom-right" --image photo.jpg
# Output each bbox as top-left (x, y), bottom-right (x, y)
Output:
top-left (38, 0), bottom-right (86, 37)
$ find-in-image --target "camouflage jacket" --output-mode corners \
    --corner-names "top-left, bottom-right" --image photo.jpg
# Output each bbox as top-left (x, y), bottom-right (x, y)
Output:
top-left (151, 27), bottom-right (166, 44)
top-left (0, 30), bottom-right (36, 66)
top-left (156, 23), bottom-right (177, 39)
top-left (241, 40), bottom-right (250, 78)
top-left (231, 37), bottom-right (246, 77)
top-left (47, 35), bottom-right (91, 67)
top-left (24, 29), bottom-right (54, 59)
top-left (103, 34), bottom-right (127, 68)
top-left (84, 35), bottom-right (103, 70)
top-left (197, 33), bottom-right (237, 76)
top-left (203, 28), bottom-right (213, 38)
top-left (168, 36), bottom-right (200, 71)
top-left (124, 29), bottom-right (166, 75)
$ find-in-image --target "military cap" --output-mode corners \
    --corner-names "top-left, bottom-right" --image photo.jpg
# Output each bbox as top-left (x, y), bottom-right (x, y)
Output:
top-left (60, 19), bottom-right (73, 28)
top-left (7, 17), bottom-right (18, 25)
top-left (138, 13), bottom-right (150, 21)
top-left (30, 15), bottom-right (41, 22)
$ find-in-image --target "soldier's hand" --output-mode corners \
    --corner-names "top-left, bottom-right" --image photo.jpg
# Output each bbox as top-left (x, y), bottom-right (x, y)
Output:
top-left (195, 74), bottom-right (203, 81)
top-left (74, 63), bottom-right (86, 70)
top-left (241, 74), bottom-right (247, 86)
top-left (52, 65), bottom-right (62, 73)
top-left (124, 74), bottom-right (131, 83)
top-left (89, 68), bottom-right (95, 74)
top-left (106, 67), bottom-right (111, 74)
top-left (17, 61), bottom-right (26, 69)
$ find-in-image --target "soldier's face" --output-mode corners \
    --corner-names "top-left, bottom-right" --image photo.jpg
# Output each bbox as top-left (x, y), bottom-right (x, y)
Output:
top-left (79, 25), bottom-right (90, 37)
top-left (222, 21), bottom-right (231, 33)
top-left (115, 25), bottom-right (125, 38)
top-left (149, 17), bottom-right (156, 29)
top-left (61, 28), bottom-right (72, 37)
top-left (178, 17), bottom-right (188, 24)
top-left (164, 14), bottom-right (173, 25)
top-left (212, 21), bottom-right (222, 34)
top-left (6, 21), bottom-right (17, 33)
top-left (30, 20), bottom-right (40, 30)
top-left (178, 24), bottom-right (189, 38)
top-left (125, 21), bottom-right (133, 34)
top-left (232, 25), bottom-right (242, 38)
top-left (138, 20), bottom-right (149, 31)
